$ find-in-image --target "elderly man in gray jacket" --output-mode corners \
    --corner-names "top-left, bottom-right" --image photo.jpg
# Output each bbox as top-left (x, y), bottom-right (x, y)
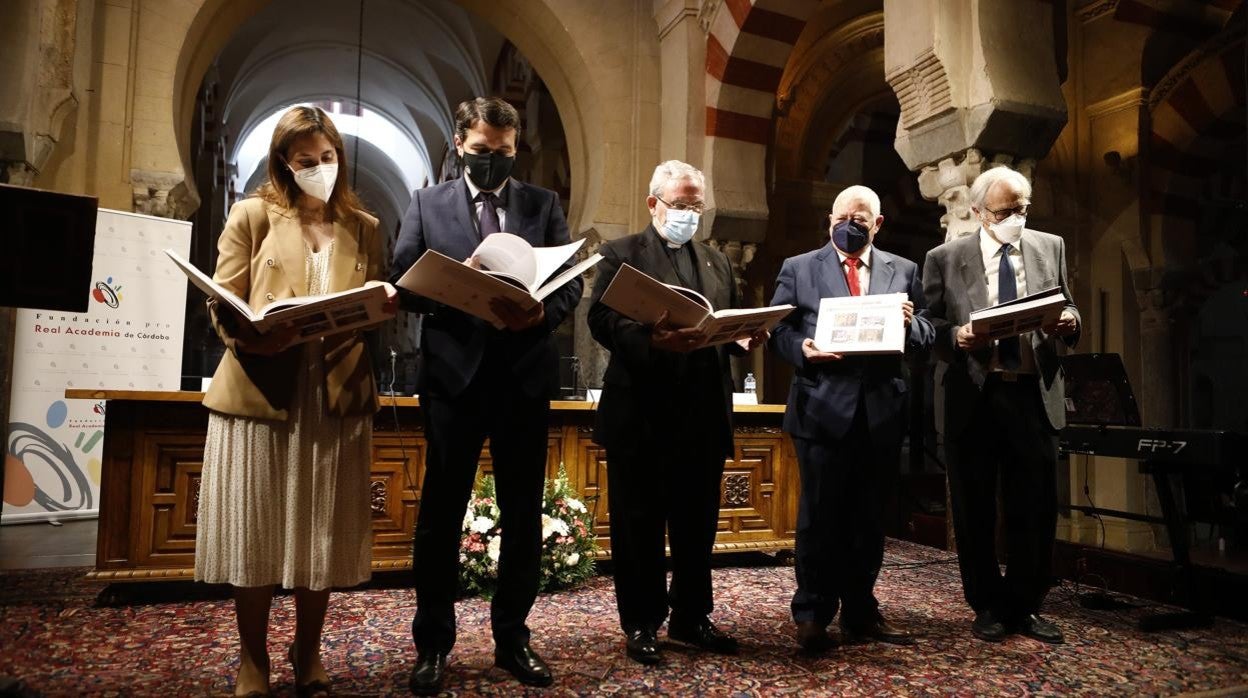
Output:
top-left (922, 165), bottom-right (1080, 645)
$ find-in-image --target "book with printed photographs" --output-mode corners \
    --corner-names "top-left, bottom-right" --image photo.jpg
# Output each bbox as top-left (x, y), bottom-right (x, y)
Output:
top-left (165, 249), bottom-right (390, 349)
top-left (599, 263), bottom-right (794, 349)
top-left (813, 292), bottom-right (908, 354)
top-left (395, 232), bottom-right (602, 329)
top-left (969, 286), bottom-right (1065, 339)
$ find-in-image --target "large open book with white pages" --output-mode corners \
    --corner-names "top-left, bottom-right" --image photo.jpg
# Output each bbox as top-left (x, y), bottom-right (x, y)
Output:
top-left (969, 286), bottom-right (1066, 339)
top-left (165, 249), bottom-right (390, 348)
top-left (599, 263), bottom-right (794, 349)
top-left (396, 232), bottom-right (602, 329)
top-left (813, 293), bottom-right (908, 354)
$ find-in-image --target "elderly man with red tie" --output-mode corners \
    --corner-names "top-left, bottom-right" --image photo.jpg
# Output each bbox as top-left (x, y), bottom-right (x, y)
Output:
top-left (769, 185), bottom-right (934, 652)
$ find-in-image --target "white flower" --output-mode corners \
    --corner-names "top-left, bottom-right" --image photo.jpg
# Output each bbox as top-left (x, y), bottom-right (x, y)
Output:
top-left (542, 515), bottom-right (570, 539)
top-left (565, 498), bottom-right (586, 513)
top-left (487, 535), bottom-right (502, 562)
top-left (565, 552), bottom-right (580, 566)
top-left (462, 508), bottom-right (474, 531)
top-left (470, 516), bottom-right (495, 534)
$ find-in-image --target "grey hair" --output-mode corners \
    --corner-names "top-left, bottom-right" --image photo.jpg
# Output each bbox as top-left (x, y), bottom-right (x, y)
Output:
top-left (831, 185), bottom-right (881, 218)
top-left (649, 160), bottom-right (706, 197)
top-left (969, 166), bottom-right (1032, 208)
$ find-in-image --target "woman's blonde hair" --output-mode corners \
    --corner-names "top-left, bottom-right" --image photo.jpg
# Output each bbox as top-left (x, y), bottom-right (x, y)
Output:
top-left (255, 105), bottom-right (370, 223)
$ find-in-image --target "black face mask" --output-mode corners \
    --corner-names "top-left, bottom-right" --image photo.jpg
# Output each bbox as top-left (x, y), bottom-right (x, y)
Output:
top-left (462, 150), bottom-right (515, 191)
top-left (831, 219), bottom-right (871, 254)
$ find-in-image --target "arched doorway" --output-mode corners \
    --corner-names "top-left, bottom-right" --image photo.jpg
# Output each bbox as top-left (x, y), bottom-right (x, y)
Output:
top-left (174, 0), bottom-right (594, 387)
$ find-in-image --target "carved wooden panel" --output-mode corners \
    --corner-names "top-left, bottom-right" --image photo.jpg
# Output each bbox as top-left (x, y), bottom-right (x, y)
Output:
top-left (370, 432), bottom-right (424, 564)
top-left (88, 397), bottom-right (795, 580)
top-left (138, 433), bottom-right (205, 568)
top-left (717, 437), bottom-right (786, 541)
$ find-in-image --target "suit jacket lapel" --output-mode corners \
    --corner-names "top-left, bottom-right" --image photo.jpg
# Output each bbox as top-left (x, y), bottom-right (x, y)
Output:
top-left (957, 234), bottom-right (990, 312)
top-left (689, 241), bottom-right (720, 305)
top-left (1019, 230), bottom-right (1051, 295)
top-left (270, 205), bottom-right (306, 297)
top-left (445, 177), bottom-right (479, 255)
top-left (866, 247), bottom-right (894, 295)
top-left (816, 242), bottom-right (850, 299)
top-left (503, 178), bottom-right (525, 238)
top-left (328, 216), bottom-right (363, 293)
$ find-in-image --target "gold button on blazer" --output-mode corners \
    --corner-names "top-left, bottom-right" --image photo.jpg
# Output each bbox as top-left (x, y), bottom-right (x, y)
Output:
top-left (202, 197), bottom-right (384, 421)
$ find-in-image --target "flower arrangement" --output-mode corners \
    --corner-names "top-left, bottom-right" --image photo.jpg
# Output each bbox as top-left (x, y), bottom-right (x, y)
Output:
top-left (459, 464), bottom-right (599, 598)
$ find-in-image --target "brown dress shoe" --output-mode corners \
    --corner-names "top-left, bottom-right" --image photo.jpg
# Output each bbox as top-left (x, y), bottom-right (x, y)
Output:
top-left (840, 616), bottom-right (916, 645)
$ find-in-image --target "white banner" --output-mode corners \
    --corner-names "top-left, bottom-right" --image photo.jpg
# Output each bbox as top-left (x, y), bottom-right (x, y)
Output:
top-left (4, 209), bottom-right (191, 523)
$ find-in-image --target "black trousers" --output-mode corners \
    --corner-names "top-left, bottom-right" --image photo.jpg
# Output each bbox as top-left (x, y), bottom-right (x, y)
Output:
top-left (410, 358), bottom-right (549, 652)
top-left (945, 374), bottom-right (1058, 620)
top-left (790, 392), bottom-right (898, 629)
top-left (605, 434), bottom-right (726, 634)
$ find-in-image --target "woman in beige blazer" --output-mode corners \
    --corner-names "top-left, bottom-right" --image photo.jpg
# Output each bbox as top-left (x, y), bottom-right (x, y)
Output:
top-left (195, 105), bottom-right (397, 697)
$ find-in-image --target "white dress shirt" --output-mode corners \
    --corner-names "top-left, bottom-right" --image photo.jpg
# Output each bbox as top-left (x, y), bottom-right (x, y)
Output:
top-left (465, 175), bottom-right (509, 234)
top-left (978, 228), bottom-right (1035, 373)
top-left (836, 244), bottom-right (872, 295)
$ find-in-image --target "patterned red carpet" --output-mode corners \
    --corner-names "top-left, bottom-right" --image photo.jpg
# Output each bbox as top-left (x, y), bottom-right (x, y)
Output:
top-left (2, 540), bottom-right (1246, 696)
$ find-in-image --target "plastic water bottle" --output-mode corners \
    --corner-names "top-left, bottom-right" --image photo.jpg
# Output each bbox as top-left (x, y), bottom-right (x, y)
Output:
top-left (743, 372), bottom-right (756, 395)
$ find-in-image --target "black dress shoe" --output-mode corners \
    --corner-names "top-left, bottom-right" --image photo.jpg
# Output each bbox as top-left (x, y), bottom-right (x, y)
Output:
top-left (795, 621), bottom-right (833, 653)
top-left (495, 641), bottom-right (553, 687)
top-left (1015, 614), bottom-right (1065, 644)
top-left (971, 611), bottom-right (1008, 642)
top-left (668, 617), bottom-right (739, 654)
top-left (625, 628), bottom-right (661, 665)
top-left (408, 652), bottom-right (447, 696)
top-left (840, 615), bottom-right (916, 646)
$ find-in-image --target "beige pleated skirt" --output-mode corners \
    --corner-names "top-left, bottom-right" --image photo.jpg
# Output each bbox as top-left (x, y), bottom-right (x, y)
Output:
top-left (194, 343), bottom-right (374, 591)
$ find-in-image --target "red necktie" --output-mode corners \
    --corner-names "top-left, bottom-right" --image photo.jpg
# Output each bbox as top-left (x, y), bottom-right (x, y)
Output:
top-left (844, 257), bottom-right (862, 296)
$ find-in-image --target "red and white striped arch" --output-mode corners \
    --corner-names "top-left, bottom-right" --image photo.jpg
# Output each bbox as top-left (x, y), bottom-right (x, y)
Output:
top-left (1146, 27), bottom-right (1245, 266)
top-left (703, 0), bottom-right (817, 234)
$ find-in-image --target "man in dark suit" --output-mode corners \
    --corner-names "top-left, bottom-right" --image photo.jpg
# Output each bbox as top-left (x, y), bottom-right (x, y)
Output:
top-left (390, 97), bottom-right (582, 693)
top-left (587, 160), bottom-right (766, 665)
top-left (769, 185), bottom-right (934, 652)
top-left (922, 165), bottom-right (1080, 645)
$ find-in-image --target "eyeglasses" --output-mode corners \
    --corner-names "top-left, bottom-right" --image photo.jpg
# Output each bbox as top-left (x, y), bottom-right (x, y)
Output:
top-left (983, 204), bottom-right (1029, 222)
top-left (656, 196), bottom-right (705, 214)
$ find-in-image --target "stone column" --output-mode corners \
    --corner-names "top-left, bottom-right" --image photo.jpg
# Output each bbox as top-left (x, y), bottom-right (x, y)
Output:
top-left (653, 0), bottom-right (707, 168)
top-left (131, 169), bottom-right (195, 220)
top-left (916, 149), bottom-right (1038, 242)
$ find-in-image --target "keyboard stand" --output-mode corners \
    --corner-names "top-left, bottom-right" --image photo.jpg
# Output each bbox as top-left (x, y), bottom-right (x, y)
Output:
top-left (1137, 461), bottom-right (1214, 631)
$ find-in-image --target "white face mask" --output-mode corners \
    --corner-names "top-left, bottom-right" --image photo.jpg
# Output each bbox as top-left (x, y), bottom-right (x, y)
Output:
top-left (289, 162), bottom-right (338, 203)
top-left (988, 213), bottom-right (1025, 244)
top-left (655, 208), bottom-right (700, 246)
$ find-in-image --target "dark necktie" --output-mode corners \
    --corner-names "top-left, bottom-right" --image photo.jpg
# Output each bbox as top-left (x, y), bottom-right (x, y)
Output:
top-left (997, 243), bottom-right (1021, 370)
top-left (844, 257), bottom-right (862, 296)
top-left (477, 192), bottom-right (501, 239)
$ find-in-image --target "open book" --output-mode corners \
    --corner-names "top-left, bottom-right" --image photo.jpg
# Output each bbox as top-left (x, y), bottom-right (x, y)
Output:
top-left (813, 293), bottom-right (908, 354)
top-left (165, 249), bottom-right (390, 348)
top-left (395, 232), bottom-right (602, 328)
top-left (599, 263), bottom-right (794, 349)
top-left (970, 285), bottom-right (1066, 338)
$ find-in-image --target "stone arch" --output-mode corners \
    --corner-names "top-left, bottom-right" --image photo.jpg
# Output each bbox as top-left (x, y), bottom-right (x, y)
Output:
top-left (772, 12), bottom-right (886, 182)
top-left (702, 0), bottom-right (818, 239)
top-left (1145, 22), bottom-right (1245, 270)
top-left (170, 0), bottom-right (605, 232)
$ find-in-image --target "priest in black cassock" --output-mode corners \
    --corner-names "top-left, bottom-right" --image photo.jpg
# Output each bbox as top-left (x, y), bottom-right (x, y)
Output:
top-left (587, 160), bottom-right (767, 666)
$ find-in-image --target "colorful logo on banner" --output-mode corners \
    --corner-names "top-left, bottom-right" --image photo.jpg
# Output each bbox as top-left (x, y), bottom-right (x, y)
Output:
top-left (3, 399), bottom-right (97, 511)
top-left (91, 277), bottom-right (123, 308)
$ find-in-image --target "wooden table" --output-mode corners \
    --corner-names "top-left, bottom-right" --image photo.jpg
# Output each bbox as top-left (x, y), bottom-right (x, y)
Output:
top-left (67, 389), bottom-right (798, 581)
